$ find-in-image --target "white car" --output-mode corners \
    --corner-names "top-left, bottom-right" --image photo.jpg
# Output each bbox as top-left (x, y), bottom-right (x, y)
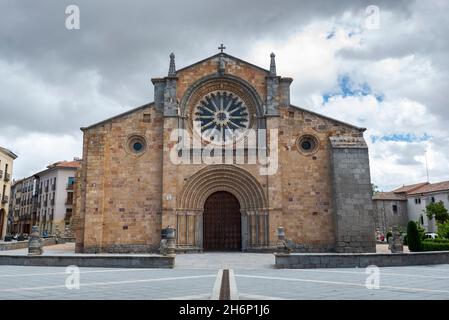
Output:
top-left (424, 232), bottom-right (438, 239)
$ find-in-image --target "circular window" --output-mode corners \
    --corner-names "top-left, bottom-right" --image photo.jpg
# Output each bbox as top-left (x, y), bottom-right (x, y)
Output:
top-left (127, 135), bottom-right (147, 155)
top-left (297, 135), bottom-right (319, 155)
top-left (193, 91), bottom-right (250, 143)
top-left (133, 142), bottom-right (143, 152)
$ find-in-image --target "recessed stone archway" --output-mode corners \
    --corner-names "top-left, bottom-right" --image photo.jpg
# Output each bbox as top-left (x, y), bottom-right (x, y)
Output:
top-left (175, 165), bottom-right (269, 251)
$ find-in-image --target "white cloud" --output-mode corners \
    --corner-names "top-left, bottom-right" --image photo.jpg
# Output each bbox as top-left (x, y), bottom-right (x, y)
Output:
top-left (246, 4), bottom-right (449, 190)
top-left (1, 1), bottom-right (448, 190)
top-left (0, 132), bottom-right (82, 179)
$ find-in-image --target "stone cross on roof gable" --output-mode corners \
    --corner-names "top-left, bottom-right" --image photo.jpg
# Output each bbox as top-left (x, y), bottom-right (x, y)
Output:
top-left (218, 43), bottom-right (226, 53)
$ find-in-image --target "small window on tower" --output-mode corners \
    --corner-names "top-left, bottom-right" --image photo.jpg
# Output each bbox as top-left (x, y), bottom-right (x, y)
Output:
top-left (143, 113), bottom-right (151, 123)
top-left (392, 204), bottom-right (398, 213)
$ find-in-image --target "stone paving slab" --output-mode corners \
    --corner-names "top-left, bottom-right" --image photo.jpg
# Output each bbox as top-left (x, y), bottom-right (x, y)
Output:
top-left (175, 252), bottom-right (275, 269)
top-left (0, 266), bottom-right (217, 300)
top-left (1, 254), bottom-right (449, 300)
top-left (235, 265), bottom-right (449, 300)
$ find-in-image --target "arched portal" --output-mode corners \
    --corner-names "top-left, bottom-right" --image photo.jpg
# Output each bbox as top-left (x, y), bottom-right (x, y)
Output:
top-left (203, 191), bottom-right (241, 251)
top-left (175, 165), bottom-right (270, 251)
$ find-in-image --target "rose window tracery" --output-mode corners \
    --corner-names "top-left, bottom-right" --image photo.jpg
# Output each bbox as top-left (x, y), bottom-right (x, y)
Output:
top-left (193, 91), bottom-right (249, 142)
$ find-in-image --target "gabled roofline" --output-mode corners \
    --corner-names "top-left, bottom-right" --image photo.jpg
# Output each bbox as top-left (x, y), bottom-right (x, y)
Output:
top-left (393, 182), bottom-right (430, 194)
top-left (289, 104), bottom-right (366, 132)
top-left (34, 164), bottom-right (80, 178)
top-left (406, 181), bottom-right (449, 196)
top-left (81, 102), bottom-right (154, 131)
top-left (0, 146), bottom-right (18, 159)
top-left (176, 53), bottom-right (271, 75)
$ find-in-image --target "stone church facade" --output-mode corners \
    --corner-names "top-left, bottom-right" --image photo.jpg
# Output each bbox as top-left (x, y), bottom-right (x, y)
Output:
top-left (73, 49), bottom-right (375, 254)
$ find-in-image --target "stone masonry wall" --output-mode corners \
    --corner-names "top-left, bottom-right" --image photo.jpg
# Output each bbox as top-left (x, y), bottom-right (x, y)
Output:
top-left (330, 138), bottom-right (376, 253)
top-left (77, 105), bottom-right (164, 253)
top-left (278, 106), bottom-right (364, 252)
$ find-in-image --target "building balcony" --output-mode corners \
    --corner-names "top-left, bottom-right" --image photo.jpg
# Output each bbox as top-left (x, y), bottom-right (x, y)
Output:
top-left (44, 186), bottom-right (49, 192)
top-left (43, 201), bottom-right (48, 207)
top-left (2, 195), bottom-right (9, 204)
top-left (0, 170), bottom-right (3, 179)
top-left (50, 199), bottom-right (55, 206)
top-left (66, 183), bottom-right (75, 191)
top-left (4, 173), bottom-right (10, 182)
top-left (65, 198), bottom-right (73, 205)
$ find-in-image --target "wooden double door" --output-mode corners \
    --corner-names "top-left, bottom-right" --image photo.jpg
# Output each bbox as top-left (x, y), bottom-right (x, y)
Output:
top-left (203, 191), bottom-right (242, 251)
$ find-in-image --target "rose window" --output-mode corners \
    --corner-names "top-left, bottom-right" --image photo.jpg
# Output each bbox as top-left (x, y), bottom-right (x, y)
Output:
top-left (193, 91), bottom-right (249, 142)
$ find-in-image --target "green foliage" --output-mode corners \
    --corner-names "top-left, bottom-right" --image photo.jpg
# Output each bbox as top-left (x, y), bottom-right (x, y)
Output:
top-left (417, 223), bottom-right (426, 240)
top-left (423, 238), bottom-right (449, 243)
top-left (437, 221), bottom-right (449, 239)
top-left (386, 231), bottom-right (393, 242)
top-left (425, 201), bottom-right (449, 224)
top-left (421, 240), bottom-right (449, 251)
top-left (407, 221), bottom-right (422, 252)
top-left (372, 184), bottom-right (379, 194)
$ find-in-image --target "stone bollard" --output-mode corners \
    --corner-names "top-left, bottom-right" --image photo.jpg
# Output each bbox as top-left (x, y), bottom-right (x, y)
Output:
top-left (55, 227), bottom-right (61, 243)
top-left (276, 227), bottom-right (291, 254)
top-left (388, 226), bottom-right (404, 253)
top-left (28, 226), bottom-right (43, 256)
top-left (160, 226), bottom-right (176, 256)
top-left (165, 227), bottom-right (176, 255)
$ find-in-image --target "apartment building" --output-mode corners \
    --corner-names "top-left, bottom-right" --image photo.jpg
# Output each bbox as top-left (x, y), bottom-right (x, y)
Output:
top-left (0, 146), bottom-right (18, 239)
top-left (8, 176), bottom-right (38, 234)
top-left (35, 160), bottom-right (80, 235)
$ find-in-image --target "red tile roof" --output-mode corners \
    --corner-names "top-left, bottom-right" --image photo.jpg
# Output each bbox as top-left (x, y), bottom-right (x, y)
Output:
top-left (392, 182), bottom-right (429, 194)
top-left (46, 160), bottom-right (81, 169)
top-left (407, 180), bottom-right (449, 195)
top-left (55, 160), bottom-right (81, 168)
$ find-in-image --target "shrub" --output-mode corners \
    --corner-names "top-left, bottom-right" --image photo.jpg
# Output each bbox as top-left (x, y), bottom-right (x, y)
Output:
top-left (437, 221), bottom-right (449, 239)
top-left (421, 240), bottom-right (449, 251)
top-left (417, 224), bottom-right (426, 240)
top-left (423, 238), bottom-right (449, 244)
top-left (386, 231), bottom-right (393, 242)
top-left (407, 221), bottom-right (422, 252)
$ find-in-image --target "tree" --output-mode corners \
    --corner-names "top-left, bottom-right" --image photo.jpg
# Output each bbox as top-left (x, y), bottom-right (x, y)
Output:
top-left (425, 201), bottom-right (449, 224)
top-left (407, 221), bottom-right (422, 252)
top-left (371, 184), bottom-right (379, 194)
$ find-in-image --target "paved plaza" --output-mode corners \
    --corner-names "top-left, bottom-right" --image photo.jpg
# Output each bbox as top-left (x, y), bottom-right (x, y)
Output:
top-left (1, 244), bottom-right (448, 300)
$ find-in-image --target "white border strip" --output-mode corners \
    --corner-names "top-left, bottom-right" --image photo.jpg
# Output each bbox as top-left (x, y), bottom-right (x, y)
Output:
top-left (210, 269), bottom-right (223, 300)
top-left (229, 269), bottom-right (239, 300)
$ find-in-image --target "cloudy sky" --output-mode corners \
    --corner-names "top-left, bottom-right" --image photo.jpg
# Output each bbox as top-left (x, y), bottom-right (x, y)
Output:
top-left (0, 0), bottom-right (448, 191)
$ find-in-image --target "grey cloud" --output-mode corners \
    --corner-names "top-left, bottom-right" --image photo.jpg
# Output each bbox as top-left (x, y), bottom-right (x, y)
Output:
top-left (0, 0), bottom-right (444, 185)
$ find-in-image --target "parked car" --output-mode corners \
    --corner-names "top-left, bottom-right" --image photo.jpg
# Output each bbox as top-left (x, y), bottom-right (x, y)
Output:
top-left (425, 232), bottom-right (438, 239)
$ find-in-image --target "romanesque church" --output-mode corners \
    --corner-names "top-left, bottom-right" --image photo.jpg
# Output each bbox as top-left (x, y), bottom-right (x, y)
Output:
top-left (73, 47), bottom-right (375, 253)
